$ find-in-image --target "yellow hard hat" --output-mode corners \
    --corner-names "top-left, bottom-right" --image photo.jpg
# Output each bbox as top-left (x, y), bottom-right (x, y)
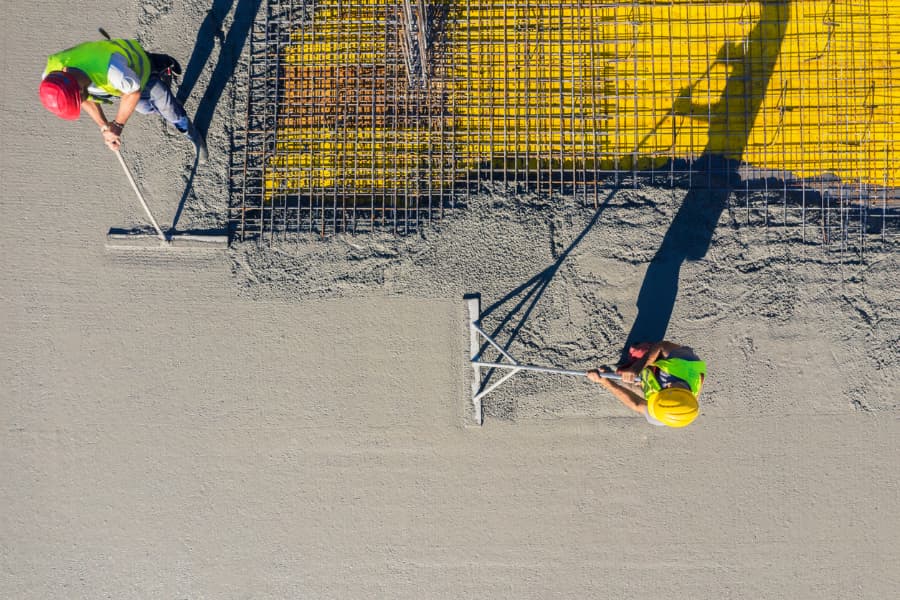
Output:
top-left (647, 387), bottom-right (699, 428)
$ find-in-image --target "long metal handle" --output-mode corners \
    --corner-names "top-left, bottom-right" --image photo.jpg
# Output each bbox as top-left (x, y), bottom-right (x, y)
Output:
top-left (115, 149), bottom-right (167, 242)
top-left (472, 360), bottom-right (640, 383)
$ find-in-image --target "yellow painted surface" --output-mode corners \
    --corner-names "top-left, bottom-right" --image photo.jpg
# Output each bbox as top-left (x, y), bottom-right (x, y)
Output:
top-left (265, 0), bottom-right (900, 196)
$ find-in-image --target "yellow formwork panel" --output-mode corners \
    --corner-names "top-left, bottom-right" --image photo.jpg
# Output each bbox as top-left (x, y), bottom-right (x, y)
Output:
top-left (264, 0), bottom-right (900, 198)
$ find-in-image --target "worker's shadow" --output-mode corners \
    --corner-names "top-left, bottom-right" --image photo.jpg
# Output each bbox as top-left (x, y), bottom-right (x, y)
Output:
top-left (623, 0), bottom-right (791, 356)
top-left (177, 0), bottom-right (262, 134)
top-left (170, 0), bottom-right (262, 231)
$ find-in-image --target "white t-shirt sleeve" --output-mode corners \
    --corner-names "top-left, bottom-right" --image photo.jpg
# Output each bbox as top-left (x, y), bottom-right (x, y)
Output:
top-left (106, 53), bottom-right (142, 95)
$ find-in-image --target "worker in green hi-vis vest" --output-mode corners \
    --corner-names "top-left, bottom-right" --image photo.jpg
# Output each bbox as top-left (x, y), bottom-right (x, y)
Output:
top-left (588, 341), bottom-right (706, 428)
top-left (39, 38), bottom-right (207, 163)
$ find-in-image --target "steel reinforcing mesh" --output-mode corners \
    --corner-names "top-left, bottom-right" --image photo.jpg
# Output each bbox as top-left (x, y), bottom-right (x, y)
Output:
top-left (231, 0), bottom-right (899, 250)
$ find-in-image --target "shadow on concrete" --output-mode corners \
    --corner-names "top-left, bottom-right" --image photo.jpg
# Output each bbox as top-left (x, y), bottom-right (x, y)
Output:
top-left (623, 0), bottom-right (791, 357)
top-left (480, 188), bottom-right (617, 359)
top-left (177, 0), bottom-right (262, 137)
top-left (169, 152), bottom-right (200, 233)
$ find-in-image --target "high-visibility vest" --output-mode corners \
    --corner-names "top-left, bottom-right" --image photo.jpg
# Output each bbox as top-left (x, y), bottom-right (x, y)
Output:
top-left (45, 39), bottom-right (151, 98)
top-left (641, 357), bottom-right (706, 399)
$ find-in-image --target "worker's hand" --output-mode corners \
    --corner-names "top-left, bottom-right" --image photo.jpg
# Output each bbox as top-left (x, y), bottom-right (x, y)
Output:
top-left (102, 128), bottom-right (122, 151)
top-left (103, 135), bottom-right (122, 152)
top-left (586, 366), bottom-right (614, 386)
top-left (619, 370), bottom-right (638, 384)
top-left (101, 121), bottom-right (123, 151)
top-left (616, 365), bottom-right (640, 384)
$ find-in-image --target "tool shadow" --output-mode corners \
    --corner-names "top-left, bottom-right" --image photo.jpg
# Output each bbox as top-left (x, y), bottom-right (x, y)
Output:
top-left (479, 188), bottom-right (618, 364)
top-left (169, 153), bottom-right (199, 233)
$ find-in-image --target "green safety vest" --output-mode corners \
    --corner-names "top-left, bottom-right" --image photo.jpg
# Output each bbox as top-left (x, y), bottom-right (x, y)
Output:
top-left (45, 39), bottom-right (151, 99)
top-left (641, 357), bottom-right (706, 399)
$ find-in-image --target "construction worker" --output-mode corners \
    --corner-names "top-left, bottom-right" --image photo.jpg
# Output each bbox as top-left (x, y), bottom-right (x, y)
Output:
top-left (587, 341), bottom-right (705, 428)
top-left (39, 38), bottom-right (208, 162)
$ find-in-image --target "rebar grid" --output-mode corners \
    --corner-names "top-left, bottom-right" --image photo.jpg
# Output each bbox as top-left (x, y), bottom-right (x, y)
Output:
top-left (230, 0), bottom-right (899, 250)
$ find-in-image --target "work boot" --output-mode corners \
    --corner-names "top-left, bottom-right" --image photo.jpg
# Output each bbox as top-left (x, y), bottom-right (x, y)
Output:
top-left (183, 119), bottom-right (208, 164)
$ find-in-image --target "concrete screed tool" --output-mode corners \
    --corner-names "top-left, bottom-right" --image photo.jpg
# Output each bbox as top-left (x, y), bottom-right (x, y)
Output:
top-left (105, 148), bottom-right (228, 250)
top-left (466, 294), bottom-right (638, 425)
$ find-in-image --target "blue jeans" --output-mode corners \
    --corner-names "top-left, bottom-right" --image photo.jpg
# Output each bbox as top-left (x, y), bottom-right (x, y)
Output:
top-left (136, 76), bottom-right (189, 132)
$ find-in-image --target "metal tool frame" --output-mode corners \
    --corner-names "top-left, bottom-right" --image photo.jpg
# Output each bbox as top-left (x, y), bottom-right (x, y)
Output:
top-left (466, 294), bottom-right (633, 425)
top-left (107, 149), bottom-right (229, 249)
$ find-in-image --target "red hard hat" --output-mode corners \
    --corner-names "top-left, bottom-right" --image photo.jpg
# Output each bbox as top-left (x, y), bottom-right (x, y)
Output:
top-left (39, 70), bottom-right (82, 120)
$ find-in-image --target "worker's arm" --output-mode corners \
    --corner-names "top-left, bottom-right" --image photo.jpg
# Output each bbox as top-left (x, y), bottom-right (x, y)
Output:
top-left (97, 91), bottom-right (140, 151)
top-left (79, 97), bottom-right (121, 151)
top-left (82, 100), bottom-right (121, 152)
top-left (113, 91), bottom-right (140, 127)
top-left (81, 99), bottom-right (110, 130)
top-left (587, 368), bottom-right (647, 415)
top-left (618, 340), bottom-right (682, 383)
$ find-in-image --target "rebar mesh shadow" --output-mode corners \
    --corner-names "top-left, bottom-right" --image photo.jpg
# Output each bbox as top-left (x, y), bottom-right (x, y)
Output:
top-left (623, 0), bottom-right (792, 354)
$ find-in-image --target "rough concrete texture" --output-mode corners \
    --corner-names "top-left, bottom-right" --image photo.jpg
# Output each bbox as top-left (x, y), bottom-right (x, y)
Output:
top-left (2, 2), bottom-right (899, 599)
